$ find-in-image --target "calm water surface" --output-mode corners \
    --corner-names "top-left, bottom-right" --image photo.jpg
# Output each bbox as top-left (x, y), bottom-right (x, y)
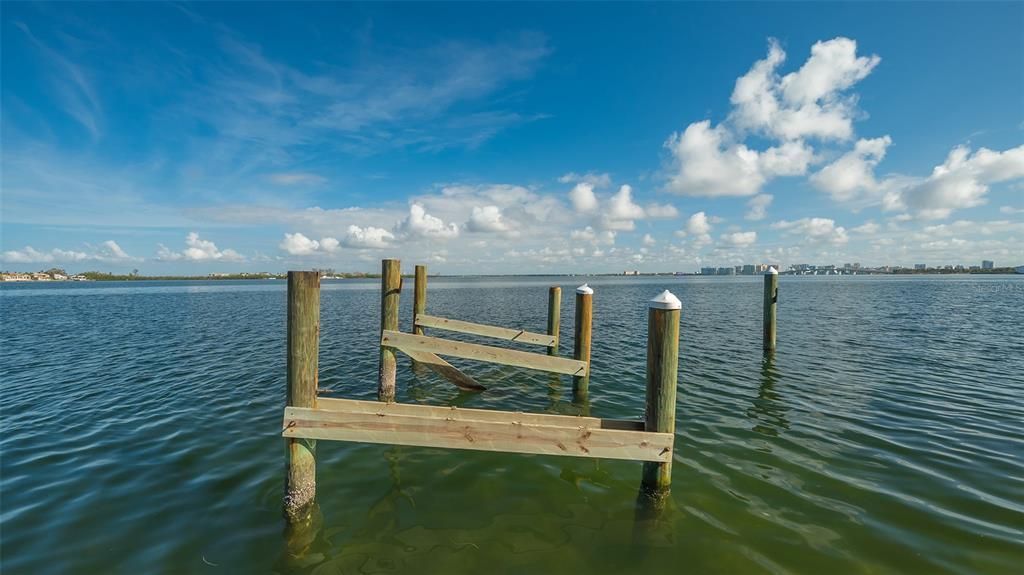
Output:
top-left (2, 275), bottom-right (1022, 574)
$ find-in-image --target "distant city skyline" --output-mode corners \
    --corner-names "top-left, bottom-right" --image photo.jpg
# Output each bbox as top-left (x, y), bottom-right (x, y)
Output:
top-left (2, 3), bottom-right (1023, 274)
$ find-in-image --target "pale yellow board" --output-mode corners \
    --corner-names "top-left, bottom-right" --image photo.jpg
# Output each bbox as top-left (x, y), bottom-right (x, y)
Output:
top-left (283, 404), bottom-right (672, 462)
top-left (401, 348), bottom-right (486, 391)
top-left (415, 313), bottom-right (557, 347)
top-left (381, 330), bottom-right (587, 376)
top-left (315, 397), bottom-right (644, 431)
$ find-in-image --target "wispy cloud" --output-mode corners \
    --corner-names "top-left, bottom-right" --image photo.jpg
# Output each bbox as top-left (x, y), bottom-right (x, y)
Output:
top-left (266, 172), bottom-right (327, 186)
top-left (13, 21), bottom-right (102, 138)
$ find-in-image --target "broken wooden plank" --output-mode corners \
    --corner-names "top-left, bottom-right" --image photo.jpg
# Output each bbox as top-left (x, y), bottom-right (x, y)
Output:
top-left (415, 314), bottom-right (557, 347)
top-left (401, 348), bottom-right (486, 391)
top-left (381, 330), bottom-right (587, 376)
top-left (283, 404), bottom-right (672, 462)
top-left (315, 397), bottom-right (644, 431)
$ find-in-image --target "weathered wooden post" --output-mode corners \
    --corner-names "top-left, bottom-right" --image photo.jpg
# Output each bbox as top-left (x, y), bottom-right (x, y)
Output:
top-left (763, 266), bottom-right (778, 353)
top-left (641, 290), bottom-right (680, 498)
top-left (547, 286), bottom-right (561, 357)
top-left (379, 259), bottom-right (401, 401)
top-left (573, 284), bottom-right (593, 400)
top-left (413, 265), bottom-right (427, 336)
top-left (285, 271), bottom-right (320, 522)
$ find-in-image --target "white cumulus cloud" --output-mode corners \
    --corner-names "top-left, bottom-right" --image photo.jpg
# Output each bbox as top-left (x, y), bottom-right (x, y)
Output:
top-left (810, 136), bottom-right (892, 201)
top-left (280, 232), bottom-right (328, 255)
top-left (902, 145), bottom-right (1024, 220)
top-left (602, 185), bottom-right (646, 230)
top-left (664, 120), bottom-right (813, 197)
top-left (771, 217), bottom-right (849, 244)
top-left (730, 37), bottom-right (880, 142)
top-left (466, 205), bottom-right (513, 233)
top-left (720, 231), bottom-right (758, 247)
top-left (568, 182), bottom-right (600, 213)
top-left (158, 232), bottom-right (244, 261)
top-left (395, 203), bottom-right (459, 239)
top-left (343, 225), bottom-right (394, 249)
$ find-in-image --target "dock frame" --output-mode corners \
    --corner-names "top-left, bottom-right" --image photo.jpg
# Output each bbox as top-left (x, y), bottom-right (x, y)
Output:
top-left (282, 259), bottom-right (681, 523)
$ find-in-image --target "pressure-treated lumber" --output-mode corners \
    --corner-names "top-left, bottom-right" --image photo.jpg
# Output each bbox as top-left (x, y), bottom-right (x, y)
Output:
top-left (763, 267), bottom-right (778, 352)
top-left (381, 330), bottom-right (587, 376)
top-left (414, 314), bottom-right (557, 347)
top-left (547, 286), bottom-right (561, 357)
top-left (641, 291), bottom-right (681, 494)
top-left (413, 265), bottom-right (427, 336)
top-left (378, 259), bottom-right (401, 401)
top-left (401, 348), bottom-right (486, 391)
top-left (285, 271), bottom-right (319, 523)
top-left (315, 397), bottom-right (644, 430)
top-left (283, 403), bottom-right (671, 462)
top-left (573, 285), bottom-right (594, 399)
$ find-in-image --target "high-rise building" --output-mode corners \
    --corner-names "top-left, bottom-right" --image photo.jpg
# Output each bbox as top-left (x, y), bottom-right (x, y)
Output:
top-left (915, 264), bottom-right (926, 270)
top-left (982, 260), bottom-right (994, 269)
top-left (700, 267), bottom-right (717, 276)
top-left (741, 264), bottom-right (755, 275)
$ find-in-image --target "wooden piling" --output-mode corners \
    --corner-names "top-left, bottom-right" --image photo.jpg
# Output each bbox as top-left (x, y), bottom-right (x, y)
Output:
top-left (573, 284), bottom-right (593, 399)
top-left (285, 271), bottom-right (320, 522)
top-left (413, 265), bottom-right (427, 336)
top-left (641, 290), bottom-right (680, 496)
top-left (547, 286), bottom-right (561, 357)
top-left (379, 259), bottom-right (401, 401)
top-left (763, 267), bottom-right (778, 352)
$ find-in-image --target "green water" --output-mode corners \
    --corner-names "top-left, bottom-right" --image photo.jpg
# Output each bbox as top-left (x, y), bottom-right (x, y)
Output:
top-left (1, 275), bottom-right (1022, 574)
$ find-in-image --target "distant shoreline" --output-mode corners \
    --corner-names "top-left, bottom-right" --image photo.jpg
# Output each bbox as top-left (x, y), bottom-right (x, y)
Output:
top-left (3, 269), bottom-right (1022, 283)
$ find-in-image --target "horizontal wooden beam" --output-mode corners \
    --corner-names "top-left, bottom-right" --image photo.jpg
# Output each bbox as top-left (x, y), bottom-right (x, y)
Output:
top-left (415, 314), bottom-right (557, 347)
top-left (381, 330), bottom-right (587, 376)
top-left (316, 397), bottom-right (644, 431)
top-left (401, 348), bottom-right (486, 391)
top-left (283, 402), bottom-right (671, 462)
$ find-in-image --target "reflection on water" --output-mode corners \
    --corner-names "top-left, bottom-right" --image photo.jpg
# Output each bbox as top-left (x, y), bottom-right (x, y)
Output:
top-left (747, 354), bottom-right (790, 437)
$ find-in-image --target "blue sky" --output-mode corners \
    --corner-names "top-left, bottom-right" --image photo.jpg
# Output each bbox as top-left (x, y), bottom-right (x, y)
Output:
top-left (2, 2), bottom-right (1022, 274)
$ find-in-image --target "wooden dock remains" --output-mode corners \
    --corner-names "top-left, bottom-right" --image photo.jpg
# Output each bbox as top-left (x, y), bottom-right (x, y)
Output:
top-left (282, 259), bottom-right (681, 522)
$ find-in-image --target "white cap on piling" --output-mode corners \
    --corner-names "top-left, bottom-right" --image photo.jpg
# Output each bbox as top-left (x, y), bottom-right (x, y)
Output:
top-left (649, 290), bottom-right (681, 310)
top-left (576, 283), bottom-right (594, 295)
top-left (765, 266), bottom-right (778, 275)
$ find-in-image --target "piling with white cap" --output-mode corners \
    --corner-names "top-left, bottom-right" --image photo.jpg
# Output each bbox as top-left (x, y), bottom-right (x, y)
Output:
top-left (641, 289), bottom-right (681, 496)
top-left (763, 267), bottom-right (778, 352)
top-left (573, 283), bottom-right (594, 400)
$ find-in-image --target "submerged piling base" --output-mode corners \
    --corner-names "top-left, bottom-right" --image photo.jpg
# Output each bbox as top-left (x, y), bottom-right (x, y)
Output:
top-left (633, 486), bottom-right (675, 546)
top-left (284, 437), bottom-right (317, 522)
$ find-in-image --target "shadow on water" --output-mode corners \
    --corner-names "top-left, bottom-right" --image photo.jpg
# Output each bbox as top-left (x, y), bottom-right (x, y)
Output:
top-left (747, 354), bottom-right (789, 437)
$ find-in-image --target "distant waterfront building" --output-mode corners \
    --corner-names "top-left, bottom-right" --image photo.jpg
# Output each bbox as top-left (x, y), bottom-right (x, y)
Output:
top-left (717, 267), bottom-right (735, 276)
top-left (1016, 265), bottom-right (1024, 274)
top-left (982, 260), bottom-right (994, 269)
top-left (622, 270), bottom-right (639, 276)
top-left (741, 264), bottom-right (756, 275)
top-left (700, 267), bottom-right (716, 276)
top-left (915, 264), bottom-right (927, 270)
